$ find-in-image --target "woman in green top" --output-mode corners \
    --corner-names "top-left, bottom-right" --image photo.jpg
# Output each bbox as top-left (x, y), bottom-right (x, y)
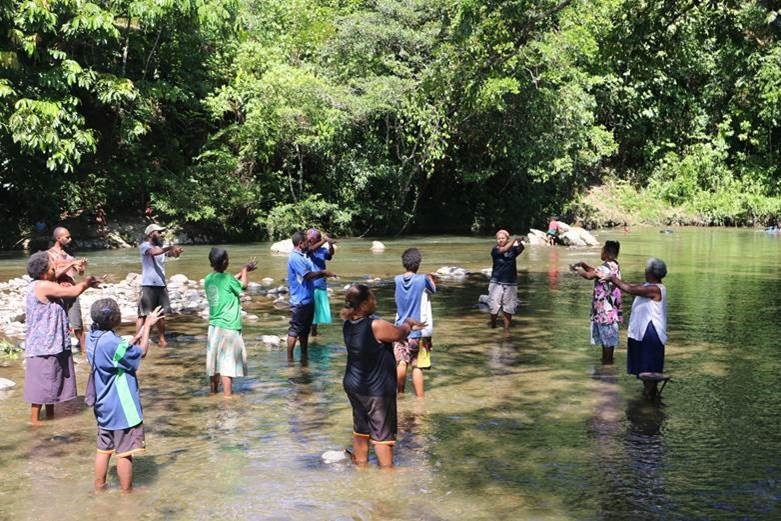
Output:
top-left (204, 248), bottom-right (257, 396)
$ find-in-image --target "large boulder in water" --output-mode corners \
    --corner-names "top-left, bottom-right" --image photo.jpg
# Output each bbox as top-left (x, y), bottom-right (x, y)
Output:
top-left (270, 239), bottom-right (294, 253)
top-left (559, 227), bottom-right (599, 247)
top-left (526, 229), bottom-right (549, 246)
top-left (370, 241), bottom-right (386, 252)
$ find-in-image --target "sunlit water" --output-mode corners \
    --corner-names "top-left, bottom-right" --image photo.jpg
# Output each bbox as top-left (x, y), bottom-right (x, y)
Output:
top-left (0, 229), bottom-right (779, 520)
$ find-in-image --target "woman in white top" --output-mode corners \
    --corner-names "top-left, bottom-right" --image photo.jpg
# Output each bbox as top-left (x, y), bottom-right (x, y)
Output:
top-left (603, 258), bottom-right (667, 398)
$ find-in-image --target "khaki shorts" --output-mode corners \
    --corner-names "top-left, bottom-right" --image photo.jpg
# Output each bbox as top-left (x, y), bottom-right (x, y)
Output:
top-left (488, 282), bottom-right (518, 315)
top-left (97, 423), bottom-right (146, 458)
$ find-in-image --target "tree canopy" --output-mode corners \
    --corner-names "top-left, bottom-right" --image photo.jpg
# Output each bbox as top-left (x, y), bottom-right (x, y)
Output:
top-left (2, 0), bottom-right (780, 246)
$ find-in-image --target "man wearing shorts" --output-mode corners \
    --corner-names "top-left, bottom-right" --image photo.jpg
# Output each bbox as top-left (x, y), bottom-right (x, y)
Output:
top-left (488, 229), bottom-right (525, 333)
top-left (48, 227), bottom-right (87, 351)
top-left (137, 224), bottom-right (183, 347)
top-left (286, 230), bottom-right (335, 362)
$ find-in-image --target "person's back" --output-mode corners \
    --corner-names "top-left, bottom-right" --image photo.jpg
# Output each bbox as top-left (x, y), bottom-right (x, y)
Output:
top-left (343, 315), bottom-right (396, 397)
top-left (204, 271), bottom-right (242, 330)
top-left (87, 329), bottom-right (143, 430)
top-left (394, 273), bottom-right (433, 339)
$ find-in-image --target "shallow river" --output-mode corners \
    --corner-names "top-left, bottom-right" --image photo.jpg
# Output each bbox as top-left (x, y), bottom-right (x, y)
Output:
top-left (0, 228), bottom-right (779, 520)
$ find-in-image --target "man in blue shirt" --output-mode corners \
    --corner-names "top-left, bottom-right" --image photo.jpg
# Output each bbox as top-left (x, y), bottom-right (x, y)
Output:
top-left (287, 231), bottom-right (335, 362)
top-left (489, 229), bottom-right (525, 333)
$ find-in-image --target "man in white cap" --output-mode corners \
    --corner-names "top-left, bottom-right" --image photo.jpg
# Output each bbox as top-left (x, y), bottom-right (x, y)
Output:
top-left (137, 224), bottom-right (183, 347)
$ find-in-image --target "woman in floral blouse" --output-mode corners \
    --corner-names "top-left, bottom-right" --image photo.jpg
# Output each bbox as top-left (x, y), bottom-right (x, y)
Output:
top-left (571, 241), bottom-right (622, 364)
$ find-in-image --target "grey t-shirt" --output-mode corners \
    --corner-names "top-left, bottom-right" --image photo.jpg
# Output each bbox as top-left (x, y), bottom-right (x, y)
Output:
top-left (140, 241), bottom-right (166, 287)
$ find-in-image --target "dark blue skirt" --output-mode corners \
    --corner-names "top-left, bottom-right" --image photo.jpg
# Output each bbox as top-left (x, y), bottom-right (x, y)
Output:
top-left (627, 322), bottom-right (665, 375)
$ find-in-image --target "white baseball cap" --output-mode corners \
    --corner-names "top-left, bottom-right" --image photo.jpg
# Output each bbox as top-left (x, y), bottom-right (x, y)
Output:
top-left (144, 224), bottom-right (166, 235)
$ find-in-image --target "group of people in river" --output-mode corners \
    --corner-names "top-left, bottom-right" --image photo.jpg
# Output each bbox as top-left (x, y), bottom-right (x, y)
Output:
top-left (17, 221), bottom-right (668, 490)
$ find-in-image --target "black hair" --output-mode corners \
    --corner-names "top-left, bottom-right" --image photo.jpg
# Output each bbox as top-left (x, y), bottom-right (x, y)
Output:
top-left (603, 240), bottom-right (620, 257)
top-left (90, 298), bottom-right (121, 331)
top-left (401, 247), bottom-right (422, 272)
top-left (26, 251), bottom-right (50, 279)
top-left (208, 247), bottom-right (229, 271)
top-left (291, 231), bottom-right (305, 246)
top-left (340, 284), bottom-right (373, 320)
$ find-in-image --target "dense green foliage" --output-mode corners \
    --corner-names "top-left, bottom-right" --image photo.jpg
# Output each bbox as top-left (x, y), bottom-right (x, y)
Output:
top-left (2, 0), bottom-right (781, 246)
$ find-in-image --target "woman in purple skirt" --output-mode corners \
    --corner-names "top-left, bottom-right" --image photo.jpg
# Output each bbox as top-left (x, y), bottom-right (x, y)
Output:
top-left (24, 251), bottom-right (100, 423)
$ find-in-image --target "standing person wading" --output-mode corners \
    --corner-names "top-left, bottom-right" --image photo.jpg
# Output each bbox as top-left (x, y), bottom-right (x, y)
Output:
top-left (341, 284), bottom-right (425, 468)
top-left (136, 224), bottom-right (183, 347)
top-left (286, 231), bottom-right (335, 362)
top-left (488, 229), bottom-right (525, 333)
top-left (47, 227), bottom-right (88, 352)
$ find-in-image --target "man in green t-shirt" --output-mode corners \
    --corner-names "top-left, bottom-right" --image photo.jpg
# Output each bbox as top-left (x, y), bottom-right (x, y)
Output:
top-left (204, 248), bottom-right (257, 395)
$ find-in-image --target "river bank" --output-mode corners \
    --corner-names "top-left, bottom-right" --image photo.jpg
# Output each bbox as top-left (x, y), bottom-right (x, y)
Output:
top-left (573, 180), bottom-right (781, 228)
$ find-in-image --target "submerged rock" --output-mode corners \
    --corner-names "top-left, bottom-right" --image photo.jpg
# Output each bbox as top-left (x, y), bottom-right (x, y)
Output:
top-left (0, 377), bottom-right (16, 391)
top-left (321, 450), bottom-right (349, 463)
top-left (260, 335), bottom-right (281, 348)
top-left (436, 266), bottom-right (470, 279)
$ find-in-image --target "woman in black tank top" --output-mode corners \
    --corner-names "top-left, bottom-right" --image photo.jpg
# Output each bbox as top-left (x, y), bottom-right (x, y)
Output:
top-left (341, 285), bottom-right (425, 467)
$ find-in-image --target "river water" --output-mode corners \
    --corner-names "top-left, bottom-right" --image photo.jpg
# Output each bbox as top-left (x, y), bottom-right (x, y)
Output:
top-left (0, 228), bottom-right (779, 520)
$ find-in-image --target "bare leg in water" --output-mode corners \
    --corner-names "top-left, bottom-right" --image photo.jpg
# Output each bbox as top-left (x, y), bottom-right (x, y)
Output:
top-left (30, 403), bottom-right (54, 424)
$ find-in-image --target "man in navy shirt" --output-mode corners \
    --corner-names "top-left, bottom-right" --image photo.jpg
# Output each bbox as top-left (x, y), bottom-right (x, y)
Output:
top-left (488, 229), bottom-right (525, 333)
top-left (287, 231), bottom-right (335, 362)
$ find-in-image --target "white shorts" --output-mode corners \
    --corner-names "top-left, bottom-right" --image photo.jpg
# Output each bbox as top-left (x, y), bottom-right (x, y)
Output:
top-left (488, 282), bottom-right (518, 315)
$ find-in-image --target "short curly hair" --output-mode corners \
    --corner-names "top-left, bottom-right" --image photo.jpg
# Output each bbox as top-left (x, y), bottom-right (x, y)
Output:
top-left (401, 248), bottom-right (422, 272)
top-left (26, 251), bottom-right (51, 279)
top-left (90, 298), bottom-right (121, 331)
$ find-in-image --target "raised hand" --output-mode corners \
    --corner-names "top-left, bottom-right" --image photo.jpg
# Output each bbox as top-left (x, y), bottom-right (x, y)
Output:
top-left (86, 274), bottom-right (108, 288)
top-left (145, 306), bottom-right (164, 327)
top-left (245, 257), bottom-right (258, 271)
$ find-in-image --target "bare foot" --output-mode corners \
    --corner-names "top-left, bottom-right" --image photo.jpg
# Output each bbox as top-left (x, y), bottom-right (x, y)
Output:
top-left (158, 337), bottom-right (168, 348)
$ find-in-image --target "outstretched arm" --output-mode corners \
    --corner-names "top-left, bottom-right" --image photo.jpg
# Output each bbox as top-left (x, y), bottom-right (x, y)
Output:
top-left (571, 262), bottom-right (598, 280)
top-left (372, 317), bottom-right (426, 344)
top-left (608, 275), bottom-right (661, 300)
top-left (304, 269), bottom-right (336, 281)
top-left (35, 276), bottom-right (102, 301)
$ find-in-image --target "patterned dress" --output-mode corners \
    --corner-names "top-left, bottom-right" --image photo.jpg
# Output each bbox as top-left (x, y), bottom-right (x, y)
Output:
top-left (24, 281), bottom-right (77, 404)
top-left (590, 261), bottom-right (622, 347)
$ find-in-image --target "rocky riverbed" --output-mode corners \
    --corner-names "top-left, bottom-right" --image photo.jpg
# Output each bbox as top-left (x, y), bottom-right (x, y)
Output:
top-left (0, 273), bottom-right (290, 341)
